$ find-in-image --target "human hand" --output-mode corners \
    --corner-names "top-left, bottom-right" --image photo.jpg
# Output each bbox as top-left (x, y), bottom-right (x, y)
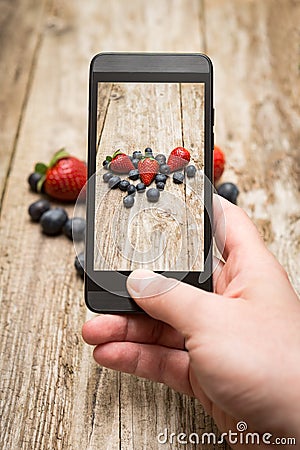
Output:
top-left (82, 196), bottom-right (300, 446)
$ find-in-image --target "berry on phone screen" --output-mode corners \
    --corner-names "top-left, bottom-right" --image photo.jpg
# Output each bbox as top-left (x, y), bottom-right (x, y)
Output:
top-left (133, 151), bottom-right (142, 160)
top-left (131, 158), bottom-right (140, 168)
top-left (146, 188), bottom-right (160, 202)
top-left (127, 184), bottom-right (137, 196)
top-left (103, 172), bottom-right (113, 183)
top-left (119, 180), bottom-right (130, 191)
top-left (108, 176), bottom-right (121, 189)
top-left (159, 164), bottom-right (171, 175)
top-left (155, 154), bottom-right (166, 165)
top-left (128, 169), bottom-right (139, 181)
top-left (136, 182), bottom-right (146, 193)
top-left (155, 173), bottom-right (167, 184)
top-left (167, 147), bottom-right (190, 172)
top-left (156, 182), bottom-right (165, 191)
top-left (185, 165), bottom-right (196, 178)
top-left (123, 195), bottom-right (135, 208)
top-left (173, 171), bottom-right (184, 184)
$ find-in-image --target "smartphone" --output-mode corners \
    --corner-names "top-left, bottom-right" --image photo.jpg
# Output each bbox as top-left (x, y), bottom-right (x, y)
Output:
top-left (85, 53), bottom-right (214, 313)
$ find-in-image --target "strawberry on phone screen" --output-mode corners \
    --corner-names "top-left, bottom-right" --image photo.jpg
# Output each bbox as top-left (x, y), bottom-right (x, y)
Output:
top-left (138, 157), bottom-right (159, 186)
top-left (167, 146), bottom-right (190, 172)
top-left (107, 150), bottom-right (135, 174)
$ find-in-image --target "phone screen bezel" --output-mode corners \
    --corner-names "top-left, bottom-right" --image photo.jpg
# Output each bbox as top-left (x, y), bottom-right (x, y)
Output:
top-left (85, 53), bottom-right (213, 313)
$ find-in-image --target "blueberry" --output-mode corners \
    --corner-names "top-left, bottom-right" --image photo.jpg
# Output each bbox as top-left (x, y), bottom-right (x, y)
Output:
top-left (155, 154), bottom-right (166, 165)
top-left (108, 176), bottom-right (121, 189)
top-left (102, 160), bottom-right (110, 170)
top-left (40, 208), bottom-right (68, 236)
top-left (123, 195), bottom-right (135, 208)
top-left (63, 217), bottom-right (86, 242)
top-left (136, 182), bottom-right (146, 193)
top-left (128, 169), bottom-right (139, 181)
top-left (173, 172), bottom-right (184, 184)
top-left (155, 173), bottom-right (167, 184)
top-left (132, 158), bottom-right (139, 168)
top-left (28, 172), bottom-right (42, 193)
top-left (103, 172), bottom-right (113, 183)
top-left (133, 151), bottom-right (142, 160)
top-left (145, 147), bottom-right (153, 156)
top-left (146, 188), bottom-right (160, 202)
top-left (159, 164), bottom-right (171, 175)
top-left (28, 199), bottom-right (51, 222)
top-left (217, 182), bottom-right (239, 204)
top-left (119, 180), bottom-right (130, 191)
top-left (156, 182), bottom-right (165, 191)
top-left (127, 184), bottom-right (136, 196)
top-left (74, 252), bottom-right (85, 279)
top-left (185, 165), bottom-right (196, 178)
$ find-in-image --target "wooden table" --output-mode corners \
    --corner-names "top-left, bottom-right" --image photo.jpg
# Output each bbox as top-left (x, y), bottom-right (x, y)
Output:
top-left (1, 1), bottom-right (299, 449)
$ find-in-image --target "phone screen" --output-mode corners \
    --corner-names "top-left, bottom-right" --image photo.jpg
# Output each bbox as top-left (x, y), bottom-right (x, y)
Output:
top-left (94, 82), bottom-right (205, 273)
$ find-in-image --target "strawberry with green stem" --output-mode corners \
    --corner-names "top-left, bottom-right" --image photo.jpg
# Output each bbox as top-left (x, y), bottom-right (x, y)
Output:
top-left (138, 157), bottom-right (159, 186)
top-left (106, 150), bottom-right (135, 174)
top-left (167, 146), bottom-right (190, 172)
top-left (35, 148), bottom-right (87, 201)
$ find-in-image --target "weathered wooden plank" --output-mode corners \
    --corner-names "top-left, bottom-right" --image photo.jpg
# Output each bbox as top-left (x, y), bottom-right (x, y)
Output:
top-left (181, 83), bottom-right (205, 270)
top-left (205, 0), bottom-right (300, 295)
top-left (0, 1), bottom-right (122, 449)
top-left (0, 0), bottom-right (218, 449)
top-left (5, 0), bottom-right (299, 449)
top-left (0, 0), bottom-right (48, 208)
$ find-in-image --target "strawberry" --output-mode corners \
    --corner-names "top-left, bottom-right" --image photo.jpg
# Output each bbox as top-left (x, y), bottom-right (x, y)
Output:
top-left (35, 149), bottom-right (87, 201)
top-left (138, 157), bottom-right (159, 186)
top-left (107, 150), bottom-right (134, 174)
top-left (167, 147), bottom-right (190, 172)
top-left (213, 145), bottom-right (225, 184)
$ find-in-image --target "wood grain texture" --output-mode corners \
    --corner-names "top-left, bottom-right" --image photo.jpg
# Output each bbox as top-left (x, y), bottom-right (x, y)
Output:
top-left (0, 0), bottom-right (49, 208)
top-left (1, 0), bottom-right (299, 449)
top-left (205, 0), bottom-right (300, 295)
top-left (94, 82), bottom-right (204, 272)
top-left (0, 1), bottom-right (216, 449)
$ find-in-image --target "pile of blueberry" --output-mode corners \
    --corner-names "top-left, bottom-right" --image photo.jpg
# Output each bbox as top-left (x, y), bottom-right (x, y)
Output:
top-left (103, 148), bottom-right (196, 208)
top-left (28, 199), bottom-right (85, 278)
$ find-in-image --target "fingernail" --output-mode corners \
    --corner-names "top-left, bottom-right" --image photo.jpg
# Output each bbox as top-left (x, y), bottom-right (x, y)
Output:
top-left (127, 269), bottom-right (177, 299)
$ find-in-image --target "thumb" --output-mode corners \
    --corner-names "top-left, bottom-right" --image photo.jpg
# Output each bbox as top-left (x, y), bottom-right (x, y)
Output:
top-left (127, 269), bottom-right (219, 337)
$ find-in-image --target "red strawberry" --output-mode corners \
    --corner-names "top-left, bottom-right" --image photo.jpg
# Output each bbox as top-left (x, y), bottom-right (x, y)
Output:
top-left (138, 157), bottom-right (159, 186)
top-left (213, 145), bottom-right (225, 184)
top-left (108, 150), bottom-right (134, 174)
top-left (35, 149), bottom-right (87, 201)
top-left (167, 147), bottom-right (190, 172)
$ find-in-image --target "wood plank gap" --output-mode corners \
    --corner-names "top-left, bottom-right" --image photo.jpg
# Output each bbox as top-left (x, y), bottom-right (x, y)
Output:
top-left (0, 0), bottom-right (51, 215)
top-left (179, 82), bottom-right (191, 267)
top-left (97, 84), bottom-right (113, 151)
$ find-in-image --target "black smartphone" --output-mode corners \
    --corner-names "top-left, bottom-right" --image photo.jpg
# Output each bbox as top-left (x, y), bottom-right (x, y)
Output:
top-left (85, 53), bottom-right (214, 313)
